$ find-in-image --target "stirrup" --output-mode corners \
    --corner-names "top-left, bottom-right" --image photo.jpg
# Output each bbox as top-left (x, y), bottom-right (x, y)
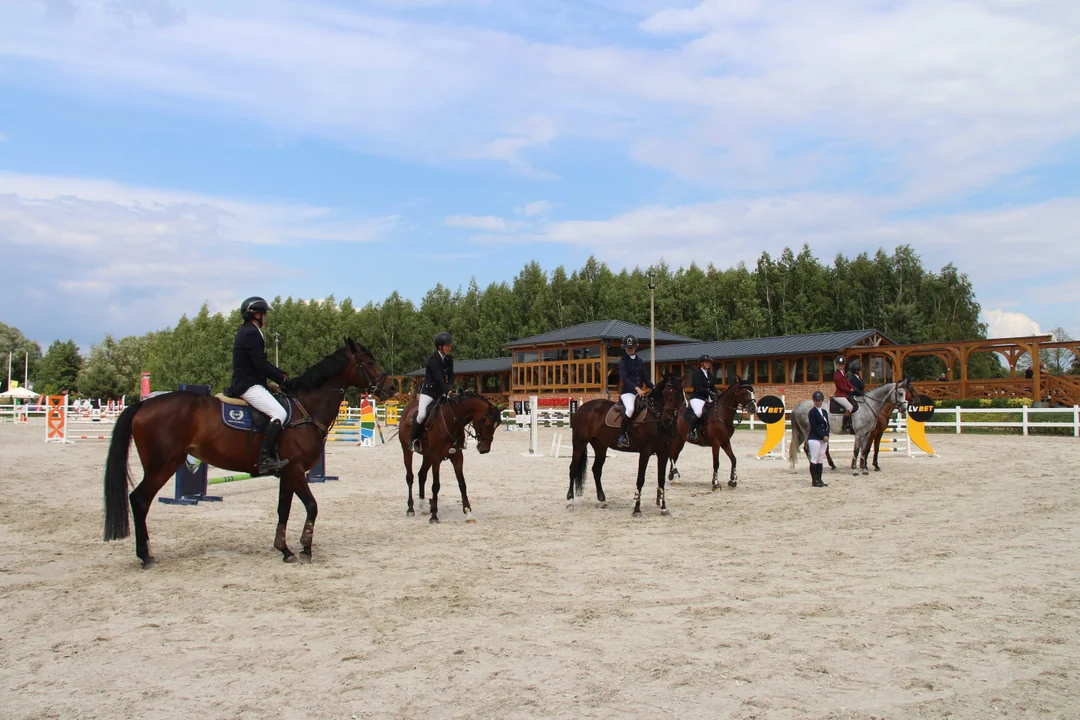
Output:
top-left (410, 439), bottom-right (422, 453)
top-left (617, 433), bottom-right (630, 448)
top-left (257, 455), bottom-right (289, 475)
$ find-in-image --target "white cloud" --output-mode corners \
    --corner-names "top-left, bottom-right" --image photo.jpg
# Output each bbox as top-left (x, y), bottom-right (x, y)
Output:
top-left (0, 0), bottom-right (1074, 198)
top-left (982, 310), bottom-right (1043, 339)
top-left (444, 214), bottom-right (517, 232)
top-left (0, 172), bottom-right (398, 344)
top-left (520, 200), bottom-right (551, 216)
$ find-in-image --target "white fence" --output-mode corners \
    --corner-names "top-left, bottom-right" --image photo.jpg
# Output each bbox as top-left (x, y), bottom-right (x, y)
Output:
top-left (922, 406), bottom-right (1080, 436)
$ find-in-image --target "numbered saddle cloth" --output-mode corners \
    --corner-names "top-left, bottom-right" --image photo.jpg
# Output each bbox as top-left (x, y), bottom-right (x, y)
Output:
top-left (217, 393), bottom-right (295, 432)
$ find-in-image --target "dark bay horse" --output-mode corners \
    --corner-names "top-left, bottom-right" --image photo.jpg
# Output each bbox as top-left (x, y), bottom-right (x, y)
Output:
top-left (103, 340), bottom-right (396, 565)
top-left (397, 391), bottom-right (503, 524)
top-left (668, 379), bottom-right (756, 491)
top-left (567, 376), bottom-right (683, 516)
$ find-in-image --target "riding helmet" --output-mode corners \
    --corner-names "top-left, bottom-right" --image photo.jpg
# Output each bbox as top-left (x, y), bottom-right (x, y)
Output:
top-left (848, 359), bottom-right (862, 372)
top-left (241, 296), bottom-right (271, 321)
top-left (812, 390), bottom-right (825, 401)
top-left (434, 332), bottom-right (454, 349)
top-left (623, 335), bottom-right (638, 348)
top-left (698, 354), bottom-right (712, 364)
top-left (835, 355), bottom-right (846, 365)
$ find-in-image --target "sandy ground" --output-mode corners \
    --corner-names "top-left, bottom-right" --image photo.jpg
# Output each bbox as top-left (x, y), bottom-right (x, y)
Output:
top-left (1, 421), bottom-right (1079, 720)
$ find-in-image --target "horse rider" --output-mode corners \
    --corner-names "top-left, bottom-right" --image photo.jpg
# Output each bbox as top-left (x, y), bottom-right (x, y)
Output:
top-left (409, 332), bottom-right (455, 452)
top-left (848, 358), bottom-right (866, 395)
top-left (617, 335), bottom-right (654, 448)
top-left (833, 355), bottom-right (857, 433)
top-left (227, 296), bottom-right (290, 476)
top-left (687, 354), bottom-right (716, 442)
top-left (807, 390), bottom-right (829, 487)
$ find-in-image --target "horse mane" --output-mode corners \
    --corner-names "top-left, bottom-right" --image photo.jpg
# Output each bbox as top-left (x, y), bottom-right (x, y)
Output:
top-left (290, 346), bottom-right (352, 391)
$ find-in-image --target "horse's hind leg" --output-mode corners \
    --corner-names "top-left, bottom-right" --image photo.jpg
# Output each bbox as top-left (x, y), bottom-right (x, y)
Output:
top-left (274, 475), bottom-right (297, 562)
top-left (590, 441), bottom-right (608, 505)
top-left (129, 462), bottom-right (180, 566)
top-left (429, 462), bottom-right (442, 525)
top-left (633, 452), bottom-right (648, 516)
top-left (417, 456), bottom-right (432, 515)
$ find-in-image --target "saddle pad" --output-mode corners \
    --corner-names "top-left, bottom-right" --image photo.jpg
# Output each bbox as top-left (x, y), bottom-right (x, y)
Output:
top-left (220, 395), bottom-right (294, 432)
top-left (216, 393), bottom-right (248, 406)
top-left (605, 400), bottom-right (648, 428)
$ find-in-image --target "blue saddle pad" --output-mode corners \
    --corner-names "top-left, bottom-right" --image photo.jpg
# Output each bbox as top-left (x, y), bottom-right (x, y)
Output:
top-left (221, 396), bottom-right (294, 432)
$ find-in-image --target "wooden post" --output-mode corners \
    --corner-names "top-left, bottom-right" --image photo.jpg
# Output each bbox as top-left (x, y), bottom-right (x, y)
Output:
top-left (1032, 341), bottom-right (1042, 404)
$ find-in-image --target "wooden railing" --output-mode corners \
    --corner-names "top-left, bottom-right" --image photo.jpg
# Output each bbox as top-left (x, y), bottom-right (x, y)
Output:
top-left (1046, 375), bottom-right (1080, 407)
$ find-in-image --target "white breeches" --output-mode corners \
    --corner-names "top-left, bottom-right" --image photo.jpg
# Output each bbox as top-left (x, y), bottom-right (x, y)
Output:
top-left (242, 385), bottom-right (287, 424)
top-left (690, 398), bottom-right (706, 418)
top-left (621, 393), bottom-right (638, 418)
top-left (417, 394), bottom-right (435, 423)
top-left (807, 439), bottom-right (828, 464)
top-left (834, 397), bottom-right (854, 413)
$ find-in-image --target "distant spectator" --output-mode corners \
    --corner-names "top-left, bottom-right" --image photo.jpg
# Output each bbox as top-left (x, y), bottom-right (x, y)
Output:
top-left (1024, 367), bottom-right (1034, 380)
top-left (938, 372), bottom-right (948, 382)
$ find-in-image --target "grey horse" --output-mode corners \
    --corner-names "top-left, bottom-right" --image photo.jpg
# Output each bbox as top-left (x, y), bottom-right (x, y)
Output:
top-left (788, 382), bottom-right (909, 476)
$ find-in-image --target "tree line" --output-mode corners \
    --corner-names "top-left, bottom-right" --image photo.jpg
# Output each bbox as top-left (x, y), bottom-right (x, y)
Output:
top-left (4, 245), bottom-right (1076, 399)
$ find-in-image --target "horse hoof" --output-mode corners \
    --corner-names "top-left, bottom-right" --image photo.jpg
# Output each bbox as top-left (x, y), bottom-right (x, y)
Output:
top-left (598, 501), bottom-right (607, 509)
top-left (140, 557), bottom-right (157, 568)
top-left (465, 517), bottom-right (477, 525)
top-left (298, 551), bottom-right (312, 564)
top-left (429, 516), bottom-right (440, 525)
top-left (852, 471), bottom-right (859, 477)
top-left (873, 467), bottom-right (881, 472)
top-left (712, 483), bottom-right (720, 492)
top-left (660, 508), bottom-right (670, 516)
top-left (406, 509), bottom-right (415, 517)
top-left (728, 480), bottom-right (737, 488)
top-left (283, 554), bottom-right (300, 563)
top-left (862, 470), bottom-right (869, 476)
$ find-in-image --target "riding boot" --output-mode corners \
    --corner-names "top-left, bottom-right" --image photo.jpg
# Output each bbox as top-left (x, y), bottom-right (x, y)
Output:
top-left (686, 414), bottom-right (699, 442)
top-left (409, 419), bottom-right (424, 453)
top-left (842, 411), bottom-right (853, 434)
top-left (257, 420), bottom-right (290, 476)
top-left (812, 463), bottom-right (828, 487)
top-left (617, 413), bottom-right (632, 448)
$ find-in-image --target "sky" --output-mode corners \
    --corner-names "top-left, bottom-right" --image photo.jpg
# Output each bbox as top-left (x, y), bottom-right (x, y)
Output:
top-left (1, 0), bottom-right (1078, 351)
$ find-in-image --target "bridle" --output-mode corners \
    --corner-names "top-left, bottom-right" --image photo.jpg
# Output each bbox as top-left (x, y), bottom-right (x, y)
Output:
top-left (441, 394), bottom-right (500, 450)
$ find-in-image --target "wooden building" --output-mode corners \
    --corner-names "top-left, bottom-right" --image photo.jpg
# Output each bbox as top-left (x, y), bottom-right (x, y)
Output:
top-left (394, 320), bottom-right (1080, 408)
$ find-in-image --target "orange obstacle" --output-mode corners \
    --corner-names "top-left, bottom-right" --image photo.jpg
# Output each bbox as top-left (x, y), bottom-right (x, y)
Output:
top-left (45, 395), bottom-right (67, 444)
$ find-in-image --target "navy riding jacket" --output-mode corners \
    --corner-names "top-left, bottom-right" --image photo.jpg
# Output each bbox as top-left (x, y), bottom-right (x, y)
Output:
top-left (808, 405), bottom-right (830, 441)
top-left (421, 351), bottom-right (454, 399)
top-left (227, 322), bottom-right (286, 396)
top-left (619, 354), bottom-right (654, 395)
top-left (690, 368), bottom-right (716, 401)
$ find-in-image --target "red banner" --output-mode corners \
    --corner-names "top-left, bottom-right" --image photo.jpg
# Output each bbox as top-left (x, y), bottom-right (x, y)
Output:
top-left (141, 372), bottom-right (151, 399)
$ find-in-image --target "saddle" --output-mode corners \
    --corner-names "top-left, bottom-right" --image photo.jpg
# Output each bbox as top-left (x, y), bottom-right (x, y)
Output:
top-left (216, 392), bottom-right (295, 433)
top-left (605, 396), bottom-right (649, 428)
top-left (829, 397), bottom-right (860, 415)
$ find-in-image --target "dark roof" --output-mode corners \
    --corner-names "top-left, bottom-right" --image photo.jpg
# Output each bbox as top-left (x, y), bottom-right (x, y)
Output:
top-left (639, 329), bottom-right (892, 363)
top-left (405, 357), bottom-right (512, 377)
top-left (505, 320), bottom-right (698, 348)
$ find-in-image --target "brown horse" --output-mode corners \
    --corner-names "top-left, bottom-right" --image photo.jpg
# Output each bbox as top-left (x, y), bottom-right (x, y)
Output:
top-left (397, 391), bottom-right (503, 524)
top-left (668, 378), bottom-right (756, 490)
top-left (103, 340), bottom-right (396, 565)
top-left (567, 376), bottom-right (683, 515)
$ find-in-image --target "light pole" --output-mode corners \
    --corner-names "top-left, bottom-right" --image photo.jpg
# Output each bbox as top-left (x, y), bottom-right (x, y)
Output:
top-left (648, 271), bottom-right (657, 383)
top-left (274, 333), bottom-right (280, 366)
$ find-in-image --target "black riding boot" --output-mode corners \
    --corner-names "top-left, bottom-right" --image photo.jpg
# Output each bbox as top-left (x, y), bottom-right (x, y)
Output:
top-left (257, 420), bottom-right (289, 476)
top-left (812, 463), bottom-right (828, 487)
top-left (409, 419), bottom-right (424, 453)
top-left (617, 412), bottom-right (632, 448)
top-left (842, 411), bottom-right (853, 434)
top-left (687, 414), bottom-right (700, 442)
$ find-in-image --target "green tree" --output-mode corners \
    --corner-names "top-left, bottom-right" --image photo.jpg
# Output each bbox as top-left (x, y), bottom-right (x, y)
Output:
top-left (37, 339), bottom-right (83, 394)
top-left (77, 335), bottom-right (127, 399)
top-left (0, 322), bottom-right (44, 390)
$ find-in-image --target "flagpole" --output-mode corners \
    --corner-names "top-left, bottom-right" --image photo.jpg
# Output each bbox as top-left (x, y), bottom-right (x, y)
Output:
top-left (6, 352), bottom-right (10, 391)
top-left (24, 351), bottom-right (29, 390)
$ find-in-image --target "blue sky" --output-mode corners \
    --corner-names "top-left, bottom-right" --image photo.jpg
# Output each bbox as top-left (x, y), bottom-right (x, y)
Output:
top-left (1, 0), bottom-right (1078, 350)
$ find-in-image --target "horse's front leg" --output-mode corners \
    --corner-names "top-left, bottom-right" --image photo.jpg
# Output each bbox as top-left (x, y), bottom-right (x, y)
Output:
top-left (711, 441), bottom-right (721, 490)
top-left (633, 452), bottom-right (648, 516)
top-left (656, 452), bottom-right (670, 515)
top-left (721, 438), bottom-right (738, 488)
top-left (404, 446), bottom-right (416, 516)
top-left (429, 461), bottom-right (442, 525)
top-left (292, 474), bottom-right (319, 562)
top-left (275, 474), bottom-right (296, 562)
top-left (417, 455), bottom-right (432, 515)
top-left (449, 452), bottom-right (474, 523)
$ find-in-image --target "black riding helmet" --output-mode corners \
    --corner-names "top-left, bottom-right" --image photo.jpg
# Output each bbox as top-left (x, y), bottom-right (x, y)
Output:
top-left (698, 354), bottom-right (711, 364)
top-left (812, 390), bottom-right (825, 402)
top-left (623, 335), bottom-right (638, 349)
top-left (434, 332), bottom-right (453, 349)
top-left (241, 296), bottom-right (271, 321)
top-left (848, 359), bottom-right (862, 372)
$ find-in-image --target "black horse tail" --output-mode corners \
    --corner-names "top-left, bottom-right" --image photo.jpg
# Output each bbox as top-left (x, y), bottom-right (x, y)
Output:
top-left (572, 446), bottom-right (588, 498)
top-left (104, 401), bottom-right (141, 541)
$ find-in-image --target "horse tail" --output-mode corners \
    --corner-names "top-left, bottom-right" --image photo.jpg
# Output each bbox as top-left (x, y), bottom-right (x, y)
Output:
top-left (572, 445), bottom-right (588, 498)
top-left (103, 401), bottom-right (141, 541)
top-left (787, 410), bottom-right (802, 469)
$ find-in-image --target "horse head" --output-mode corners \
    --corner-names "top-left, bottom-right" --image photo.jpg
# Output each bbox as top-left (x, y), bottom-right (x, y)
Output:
top-left (345, 339), bottom-right (397, 401)
top-left (470, 397), bottom-right (503, 454)
top-left (735, 378), bottom-right (757, 416)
